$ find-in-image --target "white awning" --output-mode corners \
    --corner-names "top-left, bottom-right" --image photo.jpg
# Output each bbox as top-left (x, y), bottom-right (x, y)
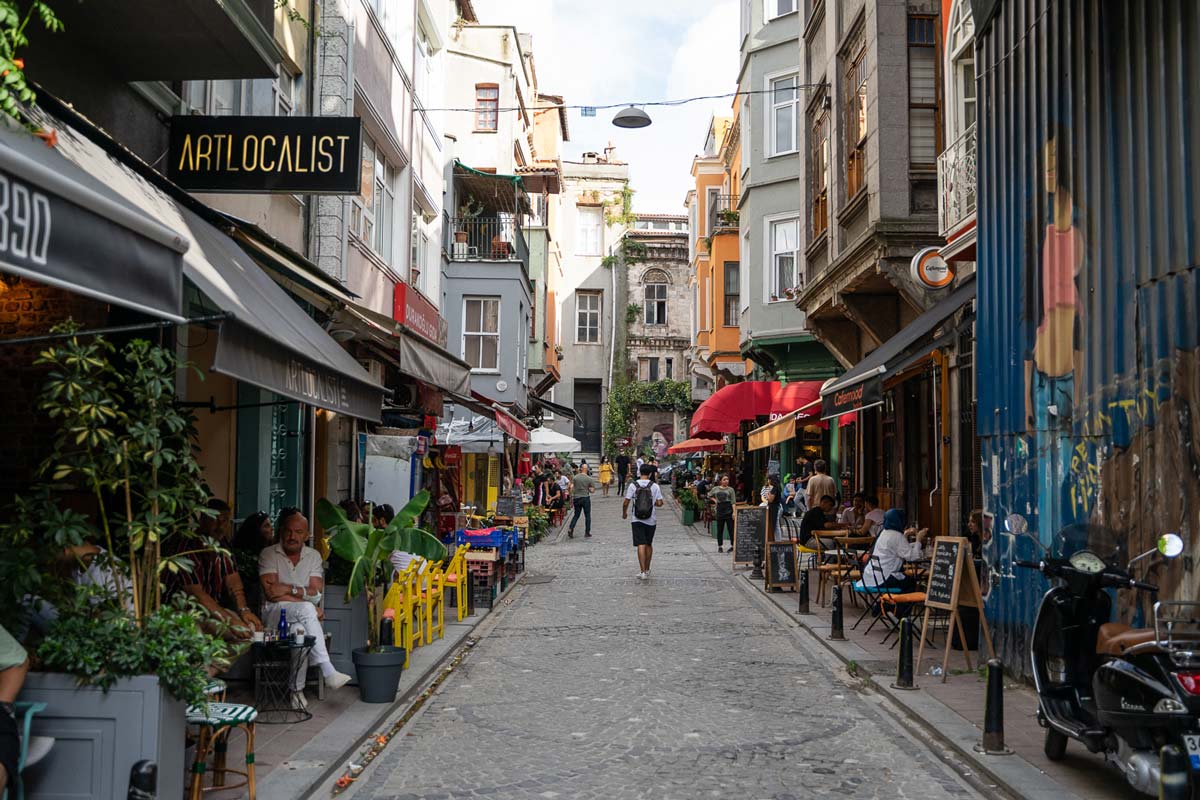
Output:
top-left (528, 426), bottom-right (582, 454)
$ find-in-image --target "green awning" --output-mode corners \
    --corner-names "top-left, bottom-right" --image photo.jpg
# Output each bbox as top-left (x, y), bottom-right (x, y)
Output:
top-left (453, 161), bottom-right (531, 215)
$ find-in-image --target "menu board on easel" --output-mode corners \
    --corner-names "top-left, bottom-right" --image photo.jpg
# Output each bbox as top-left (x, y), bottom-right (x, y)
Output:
top-left (766, 541), bottom-right (797, 589)
top-left (494, 495), bottom-right (524, 519)
top-left (915, 536), bottom-right (995, 683)
top-left (732, 505), bottom-right (765, 567)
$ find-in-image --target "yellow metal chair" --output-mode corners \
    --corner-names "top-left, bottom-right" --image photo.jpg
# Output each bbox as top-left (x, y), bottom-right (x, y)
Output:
top-left (420, 560), bottom-right (446, 644)
top-left (439, 544), bottom-right (471, 622)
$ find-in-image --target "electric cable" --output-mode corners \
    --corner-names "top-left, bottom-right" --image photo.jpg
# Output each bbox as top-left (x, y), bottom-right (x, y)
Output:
top-left (415, 84), bottom-right (829, 114)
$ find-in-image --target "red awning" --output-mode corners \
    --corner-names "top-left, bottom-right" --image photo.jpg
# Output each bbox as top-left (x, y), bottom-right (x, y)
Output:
top-left (689, 381), bottom-right (779, 437)
top-left (668, 437), bottom-right (725, 454)
top-left (768, 381), bottom-right (824, 417)
top-left (493, 404), bottom-right (529, 443)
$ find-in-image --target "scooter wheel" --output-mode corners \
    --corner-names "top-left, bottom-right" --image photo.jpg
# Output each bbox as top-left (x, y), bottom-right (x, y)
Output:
top-left (1044, 728), bottom-right (1068, 761)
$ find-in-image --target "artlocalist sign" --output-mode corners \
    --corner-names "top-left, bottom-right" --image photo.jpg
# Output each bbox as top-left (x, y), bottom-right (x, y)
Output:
top-left (820, 376), bottom-right (883, 420)
top-left (168, 115), bottom-right (362, 194)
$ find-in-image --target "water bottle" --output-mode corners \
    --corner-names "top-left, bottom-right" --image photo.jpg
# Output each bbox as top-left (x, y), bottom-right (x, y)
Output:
top-left (277, 608), bottom-right (289, 642)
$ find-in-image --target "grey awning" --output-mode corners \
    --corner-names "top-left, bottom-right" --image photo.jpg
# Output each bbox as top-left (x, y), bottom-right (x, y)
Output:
top-left (337, 304), bottom-right (471, 396)
top-left (820, 274), bottom-right (976, 419)
top-left (531, 394), bottom-right (579, 424)
top-left (40, 108), bottom-right (386, 422)
top-left (0, 120), bottom-right (187, 320)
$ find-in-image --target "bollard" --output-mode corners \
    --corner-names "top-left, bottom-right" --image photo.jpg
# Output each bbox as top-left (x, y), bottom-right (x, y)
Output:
top-left (128, 760), bottom-right (157, 800)
top-left (975, 658), bottom-right (1014, 754)
top-left (1160, 744), bottom-right (1191, 800)
top-left (797, 567), bottom-right (811, 615)
top-left (751, 541), bottom-right (764, 579)
top-left (828, 585), bottom-right (846, 640)
top-left (892, 617), bottom-right (916, 690)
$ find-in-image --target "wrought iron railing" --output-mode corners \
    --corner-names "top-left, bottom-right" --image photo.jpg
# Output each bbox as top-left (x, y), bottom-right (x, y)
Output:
top-left (938, 123), bottom-right (976, 237)
top-left (706, 193), bottom-right (740, 234)
top-left (446, 216), bottom-right (529, 264)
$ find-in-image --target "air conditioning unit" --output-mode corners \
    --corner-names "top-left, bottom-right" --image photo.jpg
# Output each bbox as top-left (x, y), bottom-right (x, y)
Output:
top-left (392, 383), bottom-right (420, 409)
top-left (357, 358), bottom-right (385, 385)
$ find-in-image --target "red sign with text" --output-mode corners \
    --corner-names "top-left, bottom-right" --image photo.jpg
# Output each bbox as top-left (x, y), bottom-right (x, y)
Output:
top-left (393, 283), bottom-right (442, 345)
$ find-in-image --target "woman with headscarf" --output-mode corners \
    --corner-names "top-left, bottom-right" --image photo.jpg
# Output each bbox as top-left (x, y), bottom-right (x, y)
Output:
top-left (862, 508), bottom-right (928, 591)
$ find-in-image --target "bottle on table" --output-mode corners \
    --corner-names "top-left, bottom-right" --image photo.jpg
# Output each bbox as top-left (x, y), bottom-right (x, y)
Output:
top-left (277, 608), bottom-right (289, 642)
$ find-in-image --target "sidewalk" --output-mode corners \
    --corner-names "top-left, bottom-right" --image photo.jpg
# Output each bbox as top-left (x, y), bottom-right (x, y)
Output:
top-left (674, 506), bottom-right (1132, 800)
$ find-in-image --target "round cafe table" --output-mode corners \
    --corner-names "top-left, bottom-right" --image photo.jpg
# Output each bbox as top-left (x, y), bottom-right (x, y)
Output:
top-left (252, 636), bottom-right (316, 724)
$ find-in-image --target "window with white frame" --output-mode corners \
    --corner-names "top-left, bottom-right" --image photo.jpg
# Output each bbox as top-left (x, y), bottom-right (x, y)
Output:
top-left (543, 387), bottom-right (556, 420)
top-left (576, 290), bottom-right (601, 343)
top-left (410, 207), bottom-right (432, 294)
top-left (946, 0), bottom-right (976, 142)
top-left (644, 270), bottom-right (668, 325)
top-left (638, 357), bottom-right (660, 381)
top-left (768, 217), bottom-right (799, 300)
top-left (463, 297), bottom-right (500, 371)
top-left (766, 0), bottom-right (797, 20)
top-left (414, 25), bottom-right (433, 105)
top-left (740, 232), bottom-right (751, 311)
top-left (576, 207), bottom-right (603, 255)
top-left (350, 134), bottom-right (397, 263)
top-left (475, 84), bottom-right (499, 131)
top-left (769, 74), bottom-right (799, 156)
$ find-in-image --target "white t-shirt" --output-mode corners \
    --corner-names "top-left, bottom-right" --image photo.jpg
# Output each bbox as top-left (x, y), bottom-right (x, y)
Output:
top-left (624, 478), bottom-right (664, 526)
top-left (840, 506), bottom-right (864, 528)
top-left (864, 508), bottom-right (885, 536)
top-left (258, 544), bottom-right (324, 591)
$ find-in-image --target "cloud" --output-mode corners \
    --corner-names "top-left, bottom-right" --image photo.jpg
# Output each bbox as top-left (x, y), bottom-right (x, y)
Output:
top-left (471, 0), bottom-right (740, 212)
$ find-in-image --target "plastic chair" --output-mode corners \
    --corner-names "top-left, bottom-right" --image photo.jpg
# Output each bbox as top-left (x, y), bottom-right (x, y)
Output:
top-left (3, 701), bottom-right (50, 800)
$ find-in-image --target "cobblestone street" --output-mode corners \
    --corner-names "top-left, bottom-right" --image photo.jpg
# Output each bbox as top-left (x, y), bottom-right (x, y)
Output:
top-left (347, 496), bottom-right (987, 800)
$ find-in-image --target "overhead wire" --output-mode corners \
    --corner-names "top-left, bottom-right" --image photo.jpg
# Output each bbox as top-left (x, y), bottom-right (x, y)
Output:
top-left (415, 84), bottom-right (830, 114)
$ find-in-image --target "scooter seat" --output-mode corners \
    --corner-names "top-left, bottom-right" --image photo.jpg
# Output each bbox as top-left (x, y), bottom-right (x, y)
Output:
top-left (1096, 622), bottom-right (1158, 656)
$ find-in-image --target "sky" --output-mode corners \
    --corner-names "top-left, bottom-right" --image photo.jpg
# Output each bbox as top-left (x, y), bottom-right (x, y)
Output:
top-left (471, 0), bottom-right (740, 214)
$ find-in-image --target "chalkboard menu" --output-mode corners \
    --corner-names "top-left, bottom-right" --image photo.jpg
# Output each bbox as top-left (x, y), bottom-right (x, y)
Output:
top-left (733, 505), bottom-right (766, 566)
top-left (494, 495), bottom-right (524, 518)
top-left (766, 541), bottom-right (797, 589)
top-left (925, 538), bottom-right (963, 609)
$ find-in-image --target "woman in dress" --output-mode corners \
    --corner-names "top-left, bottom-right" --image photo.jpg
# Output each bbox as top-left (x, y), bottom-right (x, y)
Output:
top-left (598, 456), bottom-right (613, 497)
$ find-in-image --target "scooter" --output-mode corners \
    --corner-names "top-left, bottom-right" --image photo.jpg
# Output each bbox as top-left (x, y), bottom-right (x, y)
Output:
top-left (1017, 530), bottom-right (1200, 797)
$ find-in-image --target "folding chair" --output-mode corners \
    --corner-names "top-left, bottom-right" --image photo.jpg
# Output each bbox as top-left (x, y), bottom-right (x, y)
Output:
top-left (850, 555), bottom-right (903, 632)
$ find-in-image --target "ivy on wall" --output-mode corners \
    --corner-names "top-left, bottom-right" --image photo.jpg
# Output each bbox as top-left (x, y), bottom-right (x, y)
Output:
top-left (603, 379), bottom-right (691, 456)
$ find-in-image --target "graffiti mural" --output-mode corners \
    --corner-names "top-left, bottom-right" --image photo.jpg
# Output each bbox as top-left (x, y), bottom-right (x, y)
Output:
top-left (633, 410), bottom-right (675, 459)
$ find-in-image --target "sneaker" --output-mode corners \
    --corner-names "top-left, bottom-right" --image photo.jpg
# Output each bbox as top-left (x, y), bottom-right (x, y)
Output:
top-left (325, 670), bottom-right (352, 691)
top-left (291, 690), bottom-right (308, 710)
top-left (568, 530), bottom-right (575, 538)
top-left (717, 546), bottom-right (724, 553)
top-left (637, 571), bottom-right (647, 580)
top-left (585, 532), bottom-right (592, 538)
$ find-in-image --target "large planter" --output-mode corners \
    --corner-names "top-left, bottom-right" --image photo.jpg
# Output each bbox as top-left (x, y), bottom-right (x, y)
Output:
top-left (324, 585), bottom-right (369, 683)
top-left (681, 507), bottom-right (696, 526)
top-left (17, 672), bottom-right (185, 800)
top-left (352, 646), bottom-right (406, 703)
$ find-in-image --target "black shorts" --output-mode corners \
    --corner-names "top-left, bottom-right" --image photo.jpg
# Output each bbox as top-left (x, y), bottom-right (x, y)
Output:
top-left (631, 522), bottom-right (656, 546)
top-left (0, 703), bottom-right (17, 790)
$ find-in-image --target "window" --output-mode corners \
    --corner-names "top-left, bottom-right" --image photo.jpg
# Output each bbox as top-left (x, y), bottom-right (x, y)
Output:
top-left (767, 0), bottom-right (797, 19)
top-left (768, 218), bottom-right (798, 300)
top-left (908, 16), bottom-right (940, 165)
top-left (475, 84), bottom-right (499, 131)
top-left (576, 291), bottom-right (601, 343)
top-left (529, 282), bottom-right (538, 342)
top-left (274, 70), bottom-right (297, 116)
top-left (644, 270), bottom-right (668, 325)
top-left (576, 207), bottom-right (602, 255)
top-left (543, 387), bottom-right (556, 420)
top-left (769, 74), bottom-right (799, 156)
top-left (665, 358), bottom-right (673, 379)
top-left (463, 297), bottom-right (500, 371)
top-left (183, 79), bottom-right (243, 116)
top-left (410, 209), bottom-right (431, 293)
top-left (351, 135), bottom-right (397, 263)
top-left (947, 0), bottom-right (976, 142)
top-left (845, 27), bottom-right (868, 198)
top-left (638, 358), bottom-right (660, 381)
top-left (723, 262), bottom-right (740, 326)
top-left (810, 105), bottom-right (830, 237)
top-left (415, 26), bottom-right (433, 104)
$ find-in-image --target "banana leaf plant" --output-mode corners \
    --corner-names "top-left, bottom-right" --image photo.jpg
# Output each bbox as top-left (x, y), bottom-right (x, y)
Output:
top-left (316, 490), bottom-right (447, 650)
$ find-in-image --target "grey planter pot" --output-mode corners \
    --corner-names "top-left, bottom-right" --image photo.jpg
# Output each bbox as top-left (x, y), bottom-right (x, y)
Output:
top-left (324, 585), bottom-right (369, 683)
top-left (18, 672), bottom-right (185, 800)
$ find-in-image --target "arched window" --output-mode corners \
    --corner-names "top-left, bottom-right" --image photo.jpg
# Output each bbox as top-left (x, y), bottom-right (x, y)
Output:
top-left (945, 0), bottom-right (976, 144)
top-left (643, 269), bottom-right (669, 325)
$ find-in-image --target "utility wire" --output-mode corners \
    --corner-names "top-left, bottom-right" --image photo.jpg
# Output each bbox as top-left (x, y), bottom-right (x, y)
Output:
top-left (416, 84), bottom-right (829, 114)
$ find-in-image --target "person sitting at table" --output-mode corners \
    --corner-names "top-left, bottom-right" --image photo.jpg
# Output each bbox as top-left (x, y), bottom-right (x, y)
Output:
top-left (863, 508), bottom-right (928, 591)
top-left (544, 476), bottom-right (564, 511)
top-left (372, 503), bottom-right (395, 529)
top-left (840, 492), bottom-right (866, 529)
top-left (854, 495), bottom-right (886, 537)
top-left (800, 495), bottom-right (846, 551)
top-left (965, 509), bottom-right (987, 556)
top-left (259, 508), bottom-right (352, 706)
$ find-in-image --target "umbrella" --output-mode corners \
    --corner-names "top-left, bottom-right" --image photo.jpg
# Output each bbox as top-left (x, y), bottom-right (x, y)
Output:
top-left (668, 437), bottom-right (726, 454)
top-left (527, 426), bottom-right (582, 454)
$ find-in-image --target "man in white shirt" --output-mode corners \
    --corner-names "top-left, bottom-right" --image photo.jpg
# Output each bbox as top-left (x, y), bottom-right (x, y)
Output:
top-left (260, 509), bottom-right (352, 703)
top-left (839, 492), bottom-right (866, 529)
top-left (863, 508), bottom-right (927, 590)
top-left (805, 460), bottom-right (837, 511)
top-left (622, 464), bottom-right (664, 580)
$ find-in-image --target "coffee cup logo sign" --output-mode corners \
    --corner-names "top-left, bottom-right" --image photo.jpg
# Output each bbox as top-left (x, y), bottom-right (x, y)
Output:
top-left (910, 246), bottom-right (954, 290)
top-left (168, 115), bottom-right (362, 194)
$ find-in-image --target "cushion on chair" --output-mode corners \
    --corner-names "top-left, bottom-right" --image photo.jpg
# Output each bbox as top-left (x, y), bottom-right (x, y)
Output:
top-left (880, 592), bottom-right (927, 606)
top-left (203, 679), bottom-right (227, 696)
top-left (186, 702), bottom-right (258, 728)
top-left (852, 580), bottom-right (902, 594)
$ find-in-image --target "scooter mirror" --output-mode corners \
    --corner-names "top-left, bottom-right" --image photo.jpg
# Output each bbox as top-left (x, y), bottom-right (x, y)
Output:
top-left (1159, 532), bottom-right (1184, 558)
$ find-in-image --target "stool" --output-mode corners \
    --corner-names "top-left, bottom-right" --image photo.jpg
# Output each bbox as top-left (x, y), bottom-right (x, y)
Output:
top-left (186, 702), bottom-right (257, 800)
top-left (2, 701), bottom-right (51, 800)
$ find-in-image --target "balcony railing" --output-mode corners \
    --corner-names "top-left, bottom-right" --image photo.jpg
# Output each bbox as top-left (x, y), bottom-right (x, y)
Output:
top-left (938, 123), bottom-right (976, 237)
top-left (446, 216), bottom-right (529, 264)
top-left (706, 194), bottom-right (740, 234)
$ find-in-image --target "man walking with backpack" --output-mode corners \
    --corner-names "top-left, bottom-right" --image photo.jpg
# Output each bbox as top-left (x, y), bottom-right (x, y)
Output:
top-left (622, 463), bottom-right (664, 579)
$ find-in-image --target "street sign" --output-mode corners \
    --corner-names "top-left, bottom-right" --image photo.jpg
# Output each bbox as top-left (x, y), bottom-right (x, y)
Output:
top-left (581, 107), bottom-right (596, 117)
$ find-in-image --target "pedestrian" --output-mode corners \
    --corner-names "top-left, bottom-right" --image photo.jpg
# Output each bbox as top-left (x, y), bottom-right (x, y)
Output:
top-left (598, 456), bottom-right (613, 497)
top-left (623, 463), bottom-right (664, 579)
top-left (708, 474), bottom-right (736, 553)
top-left (568, 463), bottom-right (599, 538)
top-left (805, 459), bottom-right (837, 512)
top-left (615, 451), bottom-right (631, 494)
top-left (764, 475), bottom-right (784, 540)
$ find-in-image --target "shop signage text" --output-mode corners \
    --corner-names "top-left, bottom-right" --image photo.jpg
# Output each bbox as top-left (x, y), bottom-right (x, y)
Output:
top-left (911, 246), bottom-right (954, 290)
top-left (394, 283), bottom-right (444, 346)
top-left (820, 376), bottom-right (883, 420)
top-left (285, 358), bottom-right (350, 411)
top-left (168, 115), bottom-right (362, 194)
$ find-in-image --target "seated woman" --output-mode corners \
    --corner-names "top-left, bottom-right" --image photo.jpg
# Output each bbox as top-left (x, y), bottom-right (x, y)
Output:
top-left (862, 508), bottom-right (928, 591)
top-left (233, 511), bottom-right (272, 612)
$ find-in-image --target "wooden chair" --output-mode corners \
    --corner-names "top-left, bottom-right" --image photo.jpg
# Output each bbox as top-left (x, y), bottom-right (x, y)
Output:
top-left (186, 702), bottom-right (257, 800)
top-left (420, 560), bottom-right (446, 644)
top-left (382, 563), bottom-right (421, 668)
top-left (812, 533), bottom-right (853, 606)
top-left (439, 544), bottom-right (471, 622)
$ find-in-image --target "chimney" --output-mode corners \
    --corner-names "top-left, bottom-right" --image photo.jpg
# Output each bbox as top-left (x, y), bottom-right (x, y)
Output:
top-left (603, 142), bottom-right (617, 162)
top-left (582, 151), bottom-right (598, 164)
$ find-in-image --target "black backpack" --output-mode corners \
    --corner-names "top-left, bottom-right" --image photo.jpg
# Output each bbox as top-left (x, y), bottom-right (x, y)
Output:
top-left (633, 481), bottom-right (655, 520)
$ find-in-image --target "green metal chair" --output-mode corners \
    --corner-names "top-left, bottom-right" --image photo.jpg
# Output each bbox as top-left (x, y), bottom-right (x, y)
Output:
top-left (3, 700), bottom-right (50, 800)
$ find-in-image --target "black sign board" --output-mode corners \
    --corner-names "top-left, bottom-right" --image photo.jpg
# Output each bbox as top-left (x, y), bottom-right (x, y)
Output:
top-left (733, 505), bottom-right (766, 566)
top-left (766, 541), bottom-right (797, 589)
top-left (916, 536), bottom-right (996, 684)
top-left (494, 495), bottom-right (524, 518)
top-left (168, 115), bottom-right (362, 194)
top-left (821, 376), bottom-right (883, 420)
top-left (925, 538), bottom-right (962, 609)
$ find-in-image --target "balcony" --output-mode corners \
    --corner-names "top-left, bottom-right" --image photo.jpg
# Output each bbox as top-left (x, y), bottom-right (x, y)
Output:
top-left (446, 216), bottom-right (529, 265)
top-left (938, 123), bottom-right (976, 238)
top-left (706, 194), bottom-right (740, 234)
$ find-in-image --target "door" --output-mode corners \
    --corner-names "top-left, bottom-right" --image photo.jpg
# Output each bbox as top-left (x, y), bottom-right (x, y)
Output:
top-left (574, 380), bottom-right (602, 452)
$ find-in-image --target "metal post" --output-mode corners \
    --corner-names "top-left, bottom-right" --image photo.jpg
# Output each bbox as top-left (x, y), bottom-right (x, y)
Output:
top-left (892, 617), bottom-right (916, 689)
top-left (828, 585), bottom-right (846, 640)
top-left (797, 566), bottom-right (811, 615)
top-left (1160, 744), bottom-right (1191, 800)
top-left (127, 760), bottom-right (157, 799)
top-left (751, 540), bottom-right (764, 579)
top-left (976, 658), bottom-right (1013, 754)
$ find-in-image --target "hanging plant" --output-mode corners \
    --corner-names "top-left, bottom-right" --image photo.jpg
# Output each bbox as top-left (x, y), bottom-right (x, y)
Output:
top-left (0, 1), bottom-right (63, 131)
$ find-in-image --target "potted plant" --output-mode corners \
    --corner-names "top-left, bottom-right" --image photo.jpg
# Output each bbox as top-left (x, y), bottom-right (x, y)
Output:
top-left (456, 197), bottom-right (484, 243)
top-left (317, 492), bottom-right (447, 703)
top-left (676, 487), bottom-right (702, 526)
top-left (718, 208), bottom-right (740, 226)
